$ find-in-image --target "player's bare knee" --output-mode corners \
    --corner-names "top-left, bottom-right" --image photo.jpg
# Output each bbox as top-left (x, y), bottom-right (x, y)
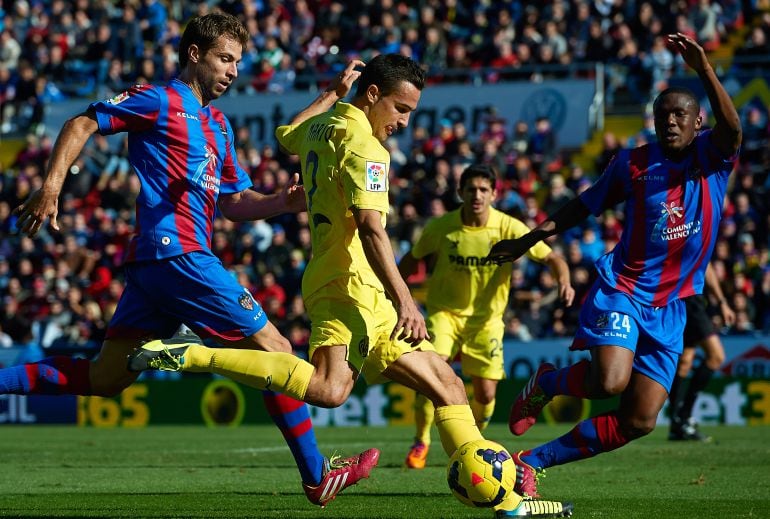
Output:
top-left (620, 415), bottom-right (656, 439)
top-left (306, 373), bottom-right (353, 408)
top-left (705, 352), bottom-right (725, 370)
top-left (594, 375), bottom-right (628, 397)
top-left (312, 384), bottom-right (351, 408)
top-left (474, 389), bottom-right (495, 405)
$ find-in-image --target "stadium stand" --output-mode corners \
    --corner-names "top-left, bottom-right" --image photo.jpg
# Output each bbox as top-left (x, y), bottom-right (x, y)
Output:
top-left (0, 1), bottom-right (768, 358)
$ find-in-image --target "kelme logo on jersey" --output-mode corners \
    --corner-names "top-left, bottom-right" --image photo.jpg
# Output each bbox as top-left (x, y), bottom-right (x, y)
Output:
top-left (176, 111), bottom-right (199, 121)
top-left (365, 161), bottom-right (387, 192)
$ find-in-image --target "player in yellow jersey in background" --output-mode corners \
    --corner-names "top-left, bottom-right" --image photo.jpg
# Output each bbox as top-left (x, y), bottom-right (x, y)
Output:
top-left (130, 55), bottom-right (573, 517)
top-left (399, 164), bottom-right (575, 469)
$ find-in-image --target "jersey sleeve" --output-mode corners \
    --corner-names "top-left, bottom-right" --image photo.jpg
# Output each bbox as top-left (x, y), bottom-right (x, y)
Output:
top-left (411, 218), bottom-right (442, 259)
top-left (699, 129), bottom-right (739, 174)
top-left (275, 123), bottom-right (303, 155)
top-left (578, 150), bottom-right (630, 216)
top-left (90, 85), bottom-right (160, 135)
top-left (218, 114), bottom-right (252, 194)
top-left (340, 137), bottom-right (390, 214)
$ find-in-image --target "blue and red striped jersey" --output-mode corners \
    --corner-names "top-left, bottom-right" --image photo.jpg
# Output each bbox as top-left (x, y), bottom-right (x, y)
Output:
top-left (579, 130), bottom-right (736, 306)
top-left (90, 80), bottom-right (252, 262)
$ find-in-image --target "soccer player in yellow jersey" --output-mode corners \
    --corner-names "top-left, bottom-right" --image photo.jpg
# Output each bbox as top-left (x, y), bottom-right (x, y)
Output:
top-left (399, 164), bottom-right (575, 469)
top-left (130, 55), bottom-right (573, 517)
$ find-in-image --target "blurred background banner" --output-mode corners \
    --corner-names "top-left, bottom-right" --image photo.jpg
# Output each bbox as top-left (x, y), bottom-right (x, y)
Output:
top-left (2, 333), bottom-right (767, 428)
top-left (43, 79), bottom-right (597, 149)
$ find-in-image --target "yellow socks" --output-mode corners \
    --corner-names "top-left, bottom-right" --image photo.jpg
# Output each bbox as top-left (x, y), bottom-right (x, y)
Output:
top-left (414, 393), bottom-right (435, 445)
top-left (434, 404), bottom-right (483, 457)
top-left (470, 398), bottom-right (495, 431)
top-left (182, 345), bottom-right (314, 401)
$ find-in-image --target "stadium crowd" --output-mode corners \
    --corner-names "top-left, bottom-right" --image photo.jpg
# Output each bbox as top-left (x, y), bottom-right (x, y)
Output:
top-left (0, 1), bottom-right (768, 359)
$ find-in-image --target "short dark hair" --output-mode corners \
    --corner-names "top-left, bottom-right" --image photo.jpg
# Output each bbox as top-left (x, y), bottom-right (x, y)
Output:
top-left (354, 54), bottom-right (425, 98)
top-left (459, 164), bottom-right (497, 190)
top-left (178, 13), bottom-right (249, 68)
top-left (653, 87), bottom-right (700, 114)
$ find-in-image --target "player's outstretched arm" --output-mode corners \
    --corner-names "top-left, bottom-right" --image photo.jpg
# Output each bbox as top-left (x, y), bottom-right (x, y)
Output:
top-left (488, 197), bottom-right (591, 264)
top-left (354, 208), bottom-right (428, 345)
top-left (218, 173), bottom-right (306, 222)
top-left (667, 33), bottom-right (741, 157)
top-left (12, 110), bottom-right (99, 237)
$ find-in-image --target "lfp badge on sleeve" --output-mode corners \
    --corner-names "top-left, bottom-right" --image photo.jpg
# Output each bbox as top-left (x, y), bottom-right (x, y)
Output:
top-left (365, 161), bottom-right (387, 192)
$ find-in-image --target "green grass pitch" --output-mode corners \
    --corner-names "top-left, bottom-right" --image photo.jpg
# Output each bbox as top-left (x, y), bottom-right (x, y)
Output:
top-left (0, 424), bottom-right (768, 518)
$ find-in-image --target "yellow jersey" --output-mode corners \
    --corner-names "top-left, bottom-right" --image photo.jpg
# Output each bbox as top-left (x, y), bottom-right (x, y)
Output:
top-left (275, 102), bottom-right (390, 298)
top-left (412, 207), bottom-right (552, 322)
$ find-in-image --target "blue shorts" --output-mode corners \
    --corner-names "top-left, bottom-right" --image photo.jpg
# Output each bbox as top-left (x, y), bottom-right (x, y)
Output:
top-left (106, 251), bottom-right (268, 342)
top-left (570, 279), bottom-right (684, 391)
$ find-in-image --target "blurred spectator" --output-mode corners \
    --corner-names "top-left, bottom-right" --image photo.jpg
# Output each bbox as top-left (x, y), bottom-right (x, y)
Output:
top-left (643, 35), bottom-right (676, 95)
top-left (740, 106), bottom-right (769, 174)
top-left (504, 312), bottom-right (533, 342)
top-left (509, 120), bottom-right (530, 159)
top-left (254, 271), bottom-right (286, 320)
top-left (595, 132), bottom-right (622, 176)
top-left (543, 174), bottom-right (574, 215)
top-left (264, 225), bottom-right (292, 278)
top-left (0, 29), bottom-right (21, 71)
top-left (608, 38), bottom-right (647, 105)
top-left (1, 297), bottom-right (31, 345)
top-left (528, 117), bottom-right (557, 174)
top-left (138, 0), bottom-right (168, 45)
top-left (392, 202), bottom-right (421, 254)
top-left (268, 53), bottom-right (296, 94)
top-left (689, 0), bottom-right (722, 50)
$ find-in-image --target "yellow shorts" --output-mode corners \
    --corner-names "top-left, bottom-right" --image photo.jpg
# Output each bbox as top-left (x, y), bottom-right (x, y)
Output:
top-left (305, 276), bottom-right (434, 384)
top-left (427, 309), bottom-right (505, 380)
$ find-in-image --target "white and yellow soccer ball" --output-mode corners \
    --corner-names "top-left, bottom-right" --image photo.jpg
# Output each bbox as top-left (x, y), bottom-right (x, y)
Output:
top-left (446, 439), bottom-right (517, 508)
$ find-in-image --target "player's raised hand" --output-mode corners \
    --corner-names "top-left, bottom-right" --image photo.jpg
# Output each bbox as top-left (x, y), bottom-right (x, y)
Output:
top-left (12, 188), bottom-right (60, 237)
top-left (667, 33), bottom-right (709, 72)
top-left (282, 173), bottom-right (307, 213)
top-left (486, 238), bottom-right (531, 265)
top-left (327, 59), bottom-right (365, 99)
top-left (391, 298), bottom-right (429, 346)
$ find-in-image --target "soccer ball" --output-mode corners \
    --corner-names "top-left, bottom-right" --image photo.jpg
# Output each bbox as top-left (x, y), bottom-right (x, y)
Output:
top-left (446, 439), bottom-right (516, 508)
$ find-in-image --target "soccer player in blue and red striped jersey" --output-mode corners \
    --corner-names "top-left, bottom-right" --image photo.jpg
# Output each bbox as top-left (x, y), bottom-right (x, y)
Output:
top-left (488, 33), bottom-right (742, 499)
top-left (4, 12), bottom-right (377, 507)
